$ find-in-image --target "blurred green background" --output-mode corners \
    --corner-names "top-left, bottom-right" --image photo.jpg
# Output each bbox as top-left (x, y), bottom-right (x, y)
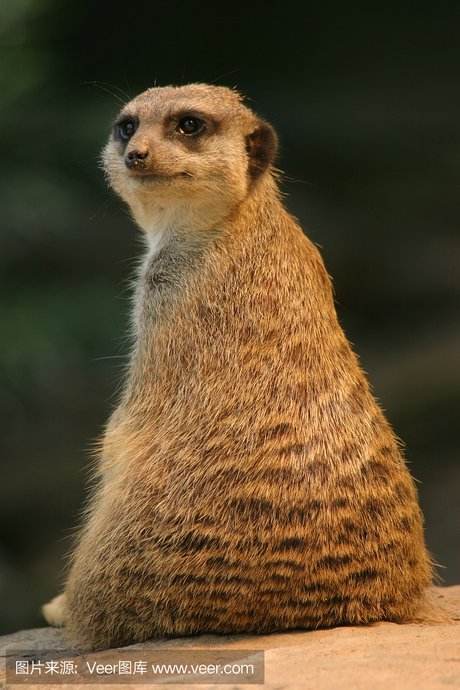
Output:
top-left (1, 0), bottom-right (459, 634)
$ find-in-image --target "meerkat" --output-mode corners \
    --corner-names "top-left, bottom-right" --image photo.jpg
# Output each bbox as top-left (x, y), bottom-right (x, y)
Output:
top-left (42, 83), bottom-right (432, 649)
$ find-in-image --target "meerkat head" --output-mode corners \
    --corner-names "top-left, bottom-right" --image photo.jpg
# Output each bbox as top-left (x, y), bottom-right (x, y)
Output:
top-left (102, 83), bottom-right (278, 240)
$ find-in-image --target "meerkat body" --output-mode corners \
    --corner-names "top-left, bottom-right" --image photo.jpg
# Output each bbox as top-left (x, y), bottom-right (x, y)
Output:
top-left (43, 84), bottom-right (431, 649)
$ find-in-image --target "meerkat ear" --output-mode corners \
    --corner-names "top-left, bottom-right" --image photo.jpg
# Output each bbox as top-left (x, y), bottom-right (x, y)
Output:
top-left (246, 120), bottom-right (278, 180)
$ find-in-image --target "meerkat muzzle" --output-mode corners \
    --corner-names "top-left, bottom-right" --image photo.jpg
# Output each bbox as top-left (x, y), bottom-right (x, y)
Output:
top-left (125, 147), bottom-right (149, 169)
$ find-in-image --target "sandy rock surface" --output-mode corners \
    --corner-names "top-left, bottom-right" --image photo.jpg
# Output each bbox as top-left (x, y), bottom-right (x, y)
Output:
top-left (0, 586), bottom-right (459, 690)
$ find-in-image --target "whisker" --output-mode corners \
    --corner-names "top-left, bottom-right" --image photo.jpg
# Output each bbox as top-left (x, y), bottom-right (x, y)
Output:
top-left (209, 68), bottom-right (241, 85)
top-left (82, 81), bottom-right (128, 107)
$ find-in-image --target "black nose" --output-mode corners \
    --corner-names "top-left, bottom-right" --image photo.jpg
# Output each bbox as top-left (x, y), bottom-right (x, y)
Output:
top-left (125, 148), bottom-right (149, 169)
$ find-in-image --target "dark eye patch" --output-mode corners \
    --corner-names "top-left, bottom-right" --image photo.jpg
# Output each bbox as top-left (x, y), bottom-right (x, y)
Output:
top-left (177, 116), bottom-right (205, 136)
top-left (112, 114), bottom-right (139, 142)
top-left (165, 110), bottom-right (219, 138)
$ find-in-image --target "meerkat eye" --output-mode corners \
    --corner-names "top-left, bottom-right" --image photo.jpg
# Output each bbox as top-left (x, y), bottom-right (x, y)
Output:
top-left (118, 119), bottom-right (137, 141)
top-left (177, 116), bottom-right (205, 136)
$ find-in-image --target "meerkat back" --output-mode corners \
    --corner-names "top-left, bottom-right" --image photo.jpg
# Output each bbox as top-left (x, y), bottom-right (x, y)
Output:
top-left (43, 83), bottom-right (431, 649)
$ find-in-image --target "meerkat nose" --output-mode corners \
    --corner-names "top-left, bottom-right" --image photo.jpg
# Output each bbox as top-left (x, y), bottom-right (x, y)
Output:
top-left (125, 147), bottom-right (149, 169)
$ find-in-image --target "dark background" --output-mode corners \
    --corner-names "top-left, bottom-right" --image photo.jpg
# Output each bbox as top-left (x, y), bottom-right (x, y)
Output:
top-left (1, 0), bottom-right (459, 634)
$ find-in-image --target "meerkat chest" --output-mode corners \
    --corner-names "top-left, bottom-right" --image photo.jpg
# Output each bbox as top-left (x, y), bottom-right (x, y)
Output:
top-left (134, 238), bottom-right (208, 333)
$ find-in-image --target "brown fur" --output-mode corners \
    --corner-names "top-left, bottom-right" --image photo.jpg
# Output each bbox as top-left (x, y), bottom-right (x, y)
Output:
top-left (43, 83), bottom-right (432, 649)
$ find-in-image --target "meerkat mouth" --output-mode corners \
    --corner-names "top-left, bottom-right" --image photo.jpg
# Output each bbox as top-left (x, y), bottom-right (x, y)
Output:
top-left (128, 171), bottom-right (193, 184)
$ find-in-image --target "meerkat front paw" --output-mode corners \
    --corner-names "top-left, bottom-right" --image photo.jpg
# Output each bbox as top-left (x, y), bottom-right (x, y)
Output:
top-left (42, 593), bottom-right (67, 627)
